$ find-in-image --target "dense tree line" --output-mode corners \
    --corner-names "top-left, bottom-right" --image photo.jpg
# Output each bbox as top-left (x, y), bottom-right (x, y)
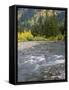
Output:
top-left (31, 10), bottom-right (65, 38)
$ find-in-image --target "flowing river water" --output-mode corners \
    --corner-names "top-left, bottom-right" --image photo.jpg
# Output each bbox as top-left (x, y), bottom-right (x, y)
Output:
top-left (18, 41), bottom-right (65, 82)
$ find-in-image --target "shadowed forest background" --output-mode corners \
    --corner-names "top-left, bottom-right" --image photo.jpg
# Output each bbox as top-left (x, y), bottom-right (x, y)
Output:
top-left (17, 8), bottom-right (65, 42)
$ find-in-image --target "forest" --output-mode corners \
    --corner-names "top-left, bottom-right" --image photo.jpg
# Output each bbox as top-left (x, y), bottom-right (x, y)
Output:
top-left (18, 9), bottom-right (65, 42)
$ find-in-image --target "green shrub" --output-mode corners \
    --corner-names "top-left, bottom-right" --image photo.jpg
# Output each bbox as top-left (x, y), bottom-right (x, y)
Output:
top-left (48, 36), bottom-right (55, 40)
top-left (47, 34), bottom-right (64, 41)
top-left (34, 36), bottom-right (47, 41)
top-left (55, 34), bottom-right (64, 40)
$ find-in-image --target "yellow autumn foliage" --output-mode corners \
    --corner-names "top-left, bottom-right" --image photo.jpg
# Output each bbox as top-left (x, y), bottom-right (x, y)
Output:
top-left (18, 30), bottom-right (33, 42)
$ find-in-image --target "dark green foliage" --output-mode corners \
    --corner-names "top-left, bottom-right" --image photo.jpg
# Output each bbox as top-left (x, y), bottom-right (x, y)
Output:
top-left (59, 23), bottom-right (65, 35)
top-left (18, 9), bottom-right (65, 41)
top-left (31, 10), bottom-right (60, 38)
top-left (32, 16), bottom-right (44, 36)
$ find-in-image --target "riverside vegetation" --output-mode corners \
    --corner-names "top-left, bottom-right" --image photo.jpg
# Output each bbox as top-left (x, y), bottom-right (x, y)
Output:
top-left (18, 10), bottom-right (65, 42)
top-left (18, 31), bottom-right (64, 42)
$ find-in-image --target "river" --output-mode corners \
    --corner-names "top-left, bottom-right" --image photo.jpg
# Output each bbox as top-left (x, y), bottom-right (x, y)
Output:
top-left (18, 41), bottom-right (65, 82)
